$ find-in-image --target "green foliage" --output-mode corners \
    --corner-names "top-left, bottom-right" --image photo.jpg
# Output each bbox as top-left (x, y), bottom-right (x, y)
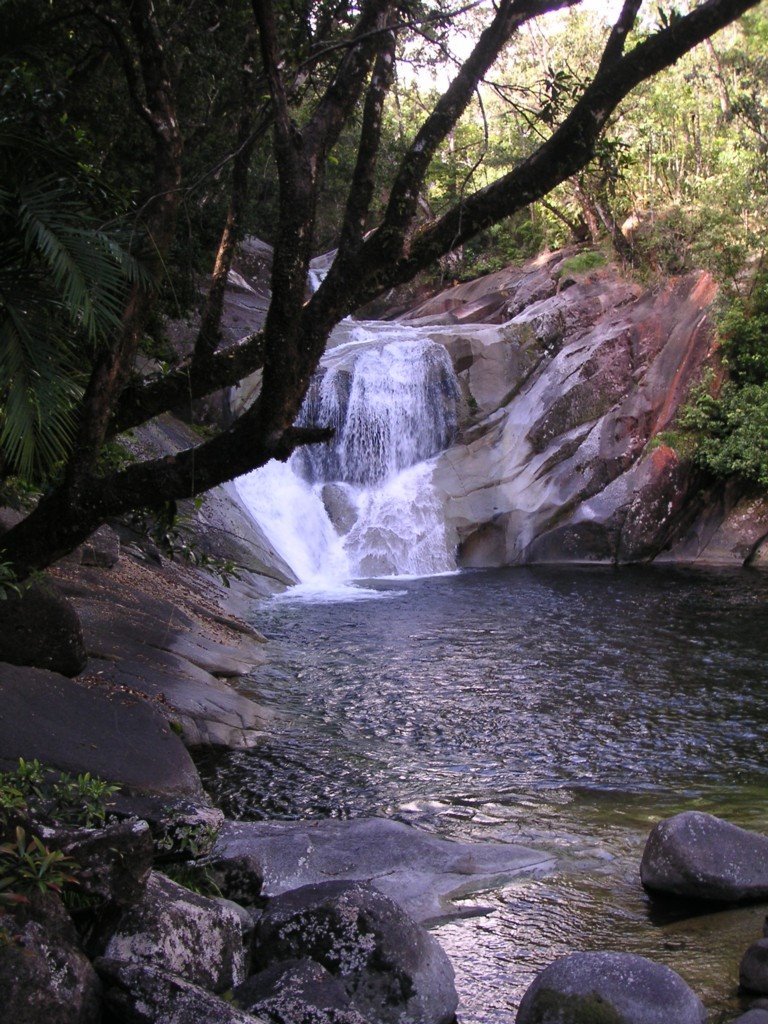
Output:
top-left (0, 758), bottom-right (120, 833)
top-left (127, 501), bottom-right (242, 587)
top-left (0, 826), bottom-right (78, 904)
top-left (666, 274), bottom-right (768, 488)
top-left (0, 560), bottom-right (20, 600)
top-left (154, 816), bottom-right (219, 862)
top-left (558, 250), bottom-right (608, 278)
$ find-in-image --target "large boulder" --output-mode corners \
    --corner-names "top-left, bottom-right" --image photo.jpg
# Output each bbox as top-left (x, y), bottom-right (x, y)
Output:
top-left (731, 1011), bottom-right (768, 1023)
top-left (96, 958), bottom-right (263, 1024)
top-left (233, 959), bottom-right (371, 1024)
top-left (0, 913), bottom-right (102, 1024)
top-left (102, 871), bottom-right (245, 992)
top-left (515, 952), bottom-right (706, 1024)
top-left (0, 580), bottom-right (86, 675)
top-left (640, 811), bottom-right (768, 903)
top-left (251, 880), bottom-right (457, 1024)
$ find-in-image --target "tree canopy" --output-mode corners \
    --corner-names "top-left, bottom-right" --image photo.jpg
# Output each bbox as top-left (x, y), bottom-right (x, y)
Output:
top-left (0, 0), bottom-right (765, 579)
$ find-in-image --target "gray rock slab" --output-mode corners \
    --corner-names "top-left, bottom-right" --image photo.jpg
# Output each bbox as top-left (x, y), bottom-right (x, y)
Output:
top-left (234, 959), bottom-right (371, 1024)
top-left (515, 951), bottom-right (706, 1024)
top-left (641, 811), bottom-right (768, 903)
top-left (732, 1011), bottom-right (768, 1023)
top-left (56, 563), bottom-right (275, 749)
top-left (0, 665), bottom-right (203, 800)
top-left (210, 816), bottom-right (554, 923)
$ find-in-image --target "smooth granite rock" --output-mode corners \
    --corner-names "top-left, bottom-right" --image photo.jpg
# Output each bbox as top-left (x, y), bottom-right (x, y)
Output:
top-left (0, 665), bottom-right (204, 802)
top-left (252, 880), bottom-right (457, 1024)
top-left (208, 815), bottom-right (553, 923)
top-left (515, 952), bottom-right (706, 1024)
top-left (102, 871), bottom-right (245, 992)
top-left (641, 811), bottom-right (768, 903)
top-left (731, 1010), bottom-right (768, 1023)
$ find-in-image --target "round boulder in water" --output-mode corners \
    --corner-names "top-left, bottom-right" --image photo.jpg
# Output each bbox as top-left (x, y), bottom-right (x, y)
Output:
top-left (640, 811), bottom-right (768, 903)
top-left (515, 952), bottom-right (706, 1024)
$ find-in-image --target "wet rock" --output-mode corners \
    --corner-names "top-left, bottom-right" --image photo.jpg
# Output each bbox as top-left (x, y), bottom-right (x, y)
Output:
top-left (39, 819), bottom-right (153, 907)
top-left (0, 580), bottom-right (86, 675)
top-left (102, 871), bottom-right (245, 992)
top-left (515, 951), bottom-right (706, 1024)
top-left (209, 816), bottom-right (552, 923)
top-left (0, 913), bottom-right (102, 1024)
top-left (741, 940), bottom-right (768, 994)
top-left (96, 958), bottom-right (262, 1024)
top-left (640, 811), bottom-right (768, 903)
top-left (321, 483), bottom-right (358, 535)
top-left (234, 959), bottom-right (371, 1024)
top-left (252, 880), bottom-right (457, 1024)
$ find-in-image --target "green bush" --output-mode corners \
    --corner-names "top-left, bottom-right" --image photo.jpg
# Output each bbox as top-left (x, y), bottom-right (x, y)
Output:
top-left (557, 249), bottom-right (607, 278)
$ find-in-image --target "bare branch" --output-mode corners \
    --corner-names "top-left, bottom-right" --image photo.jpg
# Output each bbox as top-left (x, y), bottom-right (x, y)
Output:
top-left (598, 0), bottom-right (642, 73)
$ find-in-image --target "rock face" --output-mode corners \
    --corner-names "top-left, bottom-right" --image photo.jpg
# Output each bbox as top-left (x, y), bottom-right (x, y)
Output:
top-left (102, 871), bottom-right (246, 992)
top-left (640, 811), bottom-right (768, 903)
top-left (0, 580), bottom-right (87, 675)
top-left (209, 815), bottom-right (552, 923)
top-left (415, 253), bottom-right (724, 566)
top-left (0, 914), bottom-right (102, 1024)
top-left (251, 880), bottom-right (457, 1024)
top-left (234, 959), bottom-right (371, 1024)
top-left (515, 951), bottom-right (706, 1024)
top-left (96, 958), bottom-right (262, 1024)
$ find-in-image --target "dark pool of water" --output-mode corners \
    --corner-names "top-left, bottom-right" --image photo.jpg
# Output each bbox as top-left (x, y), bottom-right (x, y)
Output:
top-left (198, 566), bottom-right (768, 1022)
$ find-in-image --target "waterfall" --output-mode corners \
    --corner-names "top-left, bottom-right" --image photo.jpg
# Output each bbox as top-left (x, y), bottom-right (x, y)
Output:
top-left (236, 329), bottom-right (460, 589)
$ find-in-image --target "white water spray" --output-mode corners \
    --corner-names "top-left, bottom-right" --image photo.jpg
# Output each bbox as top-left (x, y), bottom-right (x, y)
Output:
top-left (236, 324), bottom-right (460, 589)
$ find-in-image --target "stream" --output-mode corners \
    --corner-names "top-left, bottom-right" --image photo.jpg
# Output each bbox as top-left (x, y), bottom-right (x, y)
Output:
top-left (200, 564), bottom-right (768, 1022)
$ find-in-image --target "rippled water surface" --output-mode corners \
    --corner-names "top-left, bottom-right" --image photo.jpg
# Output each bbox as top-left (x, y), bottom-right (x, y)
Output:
top-left (199, 566), bottom-right (768, 1022)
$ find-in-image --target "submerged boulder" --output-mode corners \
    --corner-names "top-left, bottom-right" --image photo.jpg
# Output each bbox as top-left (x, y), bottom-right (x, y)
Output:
top-left (515, 952), bottom-right (706, 1024)
top-left (252, 880), bottom-right (457, 1024)
top-left (640, 811), bottom-right (768, 903)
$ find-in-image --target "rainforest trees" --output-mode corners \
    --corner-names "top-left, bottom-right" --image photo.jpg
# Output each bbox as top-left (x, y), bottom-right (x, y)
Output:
top-left (1, 0), bottom-right (763, 579)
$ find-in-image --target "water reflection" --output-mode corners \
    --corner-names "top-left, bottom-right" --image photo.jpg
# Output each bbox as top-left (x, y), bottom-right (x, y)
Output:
top-left (198, 566), bottom-right (768, 1021)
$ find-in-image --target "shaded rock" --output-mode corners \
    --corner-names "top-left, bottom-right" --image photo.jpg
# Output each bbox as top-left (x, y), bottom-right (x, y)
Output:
top-left (515, 951), bottom-right (706, 1024)
top-left (640, 811), bottom-right (768, 903)
top-left (0, 914), bottom-right (102, 1024)
top-left (322, 483), bottom-right (359, 536)
top-left (731, 1010), bottom-right (768, 1023)
top-left (96, 958), bottom-right (263, 1024)
top-left (40, 819), bottom-right (154, 907)
top-left (252, 880), bottom-right (457, 1024)
top-left (208, 816), bottom-right (553, 923)
top-left (741, 940), bottom-right (768, 994)
top-left (81, 524), bottom-right (120, 568)
top-left (0, 665), bottom-right (204, 802)
top-left (0, 580), bottom-right (86, 675)
top-left (102, 871), bottom-right (245, 992)
top-left (234, 959), bottom-right (371, 1024)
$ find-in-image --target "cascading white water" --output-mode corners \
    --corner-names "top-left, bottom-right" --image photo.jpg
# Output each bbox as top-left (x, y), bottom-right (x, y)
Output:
top-left (235, 326), bottom-right (460, 589)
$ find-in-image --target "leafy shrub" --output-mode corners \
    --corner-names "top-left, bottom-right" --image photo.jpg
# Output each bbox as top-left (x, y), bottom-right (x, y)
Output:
top-left (0, 826), bottom-right (77, 905)
top-left (0, 758), bottom-right (120, 832)
top-left (557, 249), bottom-right (607, 278)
